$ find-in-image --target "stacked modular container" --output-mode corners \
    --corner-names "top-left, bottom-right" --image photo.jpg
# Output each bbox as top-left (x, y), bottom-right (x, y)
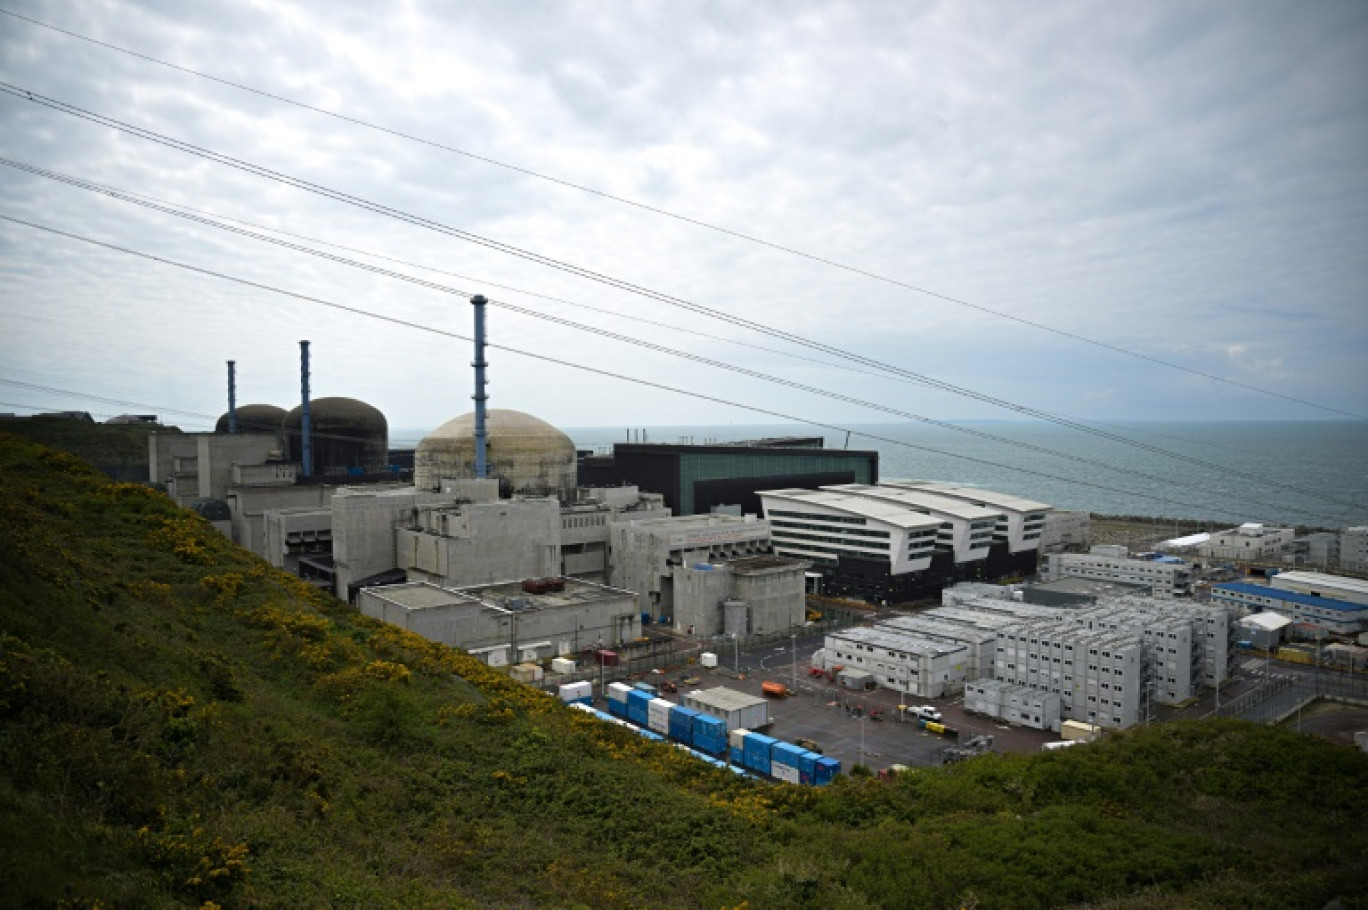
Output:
top-left (550, 657), bottom-right (577, 675)
top-left (607, 681), bottom-right (633, 718)
top-left (668, 705), bottom-right (701, 743)
top-left (626, 688), bottom-right (653, 726)
top-left (693, 714), bottom-right (727, 757)
top-left (648, 697), bottom-right (674, 735)
top-left (557, 681), bottom-right (592, 705)
top-left (742, 733), bottom-right (779, 776)
top-left (633, 681), bottom-right (658, 697)
top-left (681, 687), bottom-right (770, 733)
top-left (814, 756), bottom-right (841, 785)
top-left (729, 728), bottom-right (750, 766)
top-left (770, 742), bottom-right (807, 784)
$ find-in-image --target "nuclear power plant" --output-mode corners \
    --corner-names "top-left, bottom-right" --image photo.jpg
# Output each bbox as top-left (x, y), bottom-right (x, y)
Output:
top-left (147, 293), bottom-right (1055, 670)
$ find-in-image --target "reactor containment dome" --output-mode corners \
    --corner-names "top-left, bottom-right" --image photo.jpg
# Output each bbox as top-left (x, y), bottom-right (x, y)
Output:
top-left (215, 403), bottom-right (288, 435)
top-left (415, 409), bottom-right (576, 495)
top-left (282, 397), bottom-right (389, 475)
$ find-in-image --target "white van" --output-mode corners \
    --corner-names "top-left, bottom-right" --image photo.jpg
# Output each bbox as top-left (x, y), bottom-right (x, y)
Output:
top-left (912, 705), bottom-right (942, 722)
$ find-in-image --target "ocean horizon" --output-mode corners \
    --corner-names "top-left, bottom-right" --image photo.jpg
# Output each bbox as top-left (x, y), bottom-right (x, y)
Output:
top-left (390, 419), bottom-right (1368, 530)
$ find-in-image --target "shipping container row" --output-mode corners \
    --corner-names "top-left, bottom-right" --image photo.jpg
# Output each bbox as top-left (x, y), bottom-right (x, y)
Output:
top-left (596, 681), bottom-right (839, 785)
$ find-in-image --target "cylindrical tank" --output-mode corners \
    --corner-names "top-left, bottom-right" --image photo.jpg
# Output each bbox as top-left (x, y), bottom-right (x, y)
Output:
top-left (281, 397), bottom-right (387, 475)
top-left (215, 403), bottom-right (286, 435)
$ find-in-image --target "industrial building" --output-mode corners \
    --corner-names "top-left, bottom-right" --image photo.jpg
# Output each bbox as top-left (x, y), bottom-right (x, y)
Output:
top-left (357, 577), bottom-right (639, 666)
top-left (825, 583), bottom-right (1236, 731)
top-left (1040, 510), bottom-right (1091, 552)
top-left (821, 626), bottom-right (970, 698)
top-left (680, 686), bottom-right (770, 733)
top-left (1199, 523), bottom-right (1296, 561)
top-left (1342, 527), bottom-right (1368, 574)
top-left (608, 513), bottom-right (808, 633)
top-left (1040, 550), bottom-right (1194, 598)
top-left (757, 483), bottom-right (1049, 604)
top-left (1212, 580), bottom-right (1368, 637)
top-left (577, 439), bottom-right (879, 517)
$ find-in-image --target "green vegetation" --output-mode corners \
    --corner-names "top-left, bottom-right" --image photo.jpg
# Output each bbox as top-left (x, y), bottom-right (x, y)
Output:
top-left (1, 433), bottom-right (1365, 909)
top-left (0, 416), bottom-right (178, 481)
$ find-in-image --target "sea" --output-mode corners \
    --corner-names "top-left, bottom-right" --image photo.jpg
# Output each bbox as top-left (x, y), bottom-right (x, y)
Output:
top-left (391, 420), bottom-right (1368, 530)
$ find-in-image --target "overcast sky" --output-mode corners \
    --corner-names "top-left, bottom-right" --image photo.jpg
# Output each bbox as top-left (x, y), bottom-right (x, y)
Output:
top-left (1, 0), bottom-right (1365, 436)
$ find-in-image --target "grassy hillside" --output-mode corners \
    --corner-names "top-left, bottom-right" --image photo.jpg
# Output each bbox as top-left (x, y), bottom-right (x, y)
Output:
top-left (1, 433), bottom-right (1365, 909)
top-left (0, 417), bottom-right (177, 482)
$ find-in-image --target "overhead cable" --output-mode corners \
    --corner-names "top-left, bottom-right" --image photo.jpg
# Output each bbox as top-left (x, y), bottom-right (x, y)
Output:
top-left (0, 6), bottom-right (1357, 420)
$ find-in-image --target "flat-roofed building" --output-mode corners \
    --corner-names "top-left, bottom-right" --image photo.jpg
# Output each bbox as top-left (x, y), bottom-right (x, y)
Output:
top-left (1213, 581), bottom-right (1367, 637)
top-left (1040, 551), bottom-right (1193, 598)
top-left (358, 577), bottom-right (639, 667)
top-left (823, 626), bottom-right (969, 698)
top-left (758, 488), bottom-right (939, 573)
top-left (882, 481), bottom-right (1050, 554)
top-left (823, 483), bottom-right (1001, 563)
top-left (1200, 523), bottom-right (1296, 561)
top-left (1269, 570), bottom-right (1368, 607)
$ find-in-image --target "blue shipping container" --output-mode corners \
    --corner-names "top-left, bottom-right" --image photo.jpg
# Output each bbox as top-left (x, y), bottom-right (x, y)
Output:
top-left (669, 706), bottom-right (701, 743)
top-left (730, 745), bottom-right (745, 766)
top-left (626, 689), bottom-right (652, 726)
top-left (743, 733), bottom-right (778, 776)
top-left (607, 698), bottom-right (627, 718)
top-left (771, 741), bottom-right (805, 773)
top-left (814, 756), bottom-right (841, 786)
top-left (693, 715), bottom-right (727, 757)
top-left (794, 749), bottom-right (819, 785)
top-left (633, 682), bottom-right (658, 697)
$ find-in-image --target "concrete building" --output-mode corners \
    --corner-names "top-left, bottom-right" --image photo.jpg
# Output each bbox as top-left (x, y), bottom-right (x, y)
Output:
top-left (559, 486), bottom-right (670, 577)
top-left (1023, 577), bottom-right (1152, 607)
top-left (823, 626), bottom-right (970, 698)
top-left (671, 555), bottom-right (809, 636)
top-left (608, 513), bottom-right (774, 614)
top-left (1200, 523), bottom-right (1296, 561)
top-left (397, 497), bottom-right (563, 590)
top-left (358, 577), bottom-right (639, 666)
top-left (578, 439), bottom-right (879, 517)
top-left (151, 431), bottom-right (281, 508)
top-left (1236, 612), bottom-right (1293, 650)
top-left (1342, 527), bottom-right (1368, 574)
top-left (1283, 532), bottom-right (1341, 571)
top-left (1212, 581), bottom-right (1368, 637)
top-left (1041, 510), bottom-right (1091, 553)
top-left (1040, 551), bottom-right (1193, 597)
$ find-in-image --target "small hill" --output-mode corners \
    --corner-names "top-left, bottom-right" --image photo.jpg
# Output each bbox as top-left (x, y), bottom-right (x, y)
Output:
top-left (1, 433), bottom-right (1365, 909)
top-left (0, 416), bottom-right (179, 482)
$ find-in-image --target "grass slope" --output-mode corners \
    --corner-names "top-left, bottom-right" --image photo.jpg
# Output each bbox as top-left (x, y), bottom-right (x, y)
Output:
top-left (1, 433), bottom-right (1365, 909)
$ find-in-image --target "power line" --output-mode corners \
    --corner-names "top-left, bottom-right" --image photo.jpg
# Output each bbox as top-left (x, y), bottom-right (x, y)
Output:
top-left (0, 158), bottom-right (1300, 469)
top-left (1, 6), bottom-right (1357, 421)
top-left (7, 160), bottom-right (1359, 521)
top-left (8, 79), bottom-right (1364, 491)
top-left (3, 212), bottom-right (1355, 529)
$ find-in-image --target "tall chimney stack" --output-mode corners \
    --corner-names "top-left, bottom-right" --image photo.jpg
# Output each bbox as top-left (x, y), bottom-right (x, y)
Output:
top-left (299, 340), bottom-right (313, 477)
top-left (471, 295), bottom-right (489, 479)
top-left (227, 360), bottom-right (237, 434)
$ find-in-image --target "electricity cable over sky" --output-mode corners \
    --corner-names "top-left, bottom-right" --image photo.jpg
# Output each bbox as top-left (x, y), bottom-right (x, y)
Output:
top-left (0, 6), bottom-right (1358, 421)
top-left (2, 211), bottom-right (1358, 529)
top-left (3, 156), bottom-right (1361, 521)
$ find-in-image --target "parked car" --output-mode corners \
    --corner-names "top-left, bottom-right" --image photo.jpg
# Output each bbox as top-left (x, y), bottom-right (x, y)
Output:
top-left (911, 705), bottom-right (942, 722)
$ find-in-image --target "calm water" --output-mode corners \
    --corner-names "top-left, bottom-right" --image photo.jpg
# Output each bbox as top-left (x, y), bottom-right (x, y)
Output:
top-left (393, 421), bottom-right (1368, 529)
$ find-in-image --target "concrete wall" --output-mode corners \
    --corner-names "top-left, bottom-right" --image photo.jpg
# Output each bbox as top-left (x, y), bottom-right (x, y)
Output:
top-left (731, 563), bottom-right (806, 634)
top-left (262, 507), bottom-right (332, 572)
top-left (397, 498), bottom-right (561, 589)
top-left (331, 487), bottom-right (451, 596)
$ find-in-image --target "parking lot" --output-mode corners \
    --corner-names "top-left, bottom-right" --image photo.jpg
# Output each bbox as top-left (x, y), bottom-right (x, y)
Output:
top-left (631, 638), bottom-right (1054, 772)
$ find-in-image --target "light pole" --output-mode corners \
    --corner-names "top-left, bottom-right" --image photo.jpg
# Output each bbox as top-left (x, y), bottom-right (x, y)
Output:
top-left (732, 633), bottom-right (739, 675)
top-left (859, 715), bottom-right (866, 770)
top-left (791, 633), bottom-right (797, 689)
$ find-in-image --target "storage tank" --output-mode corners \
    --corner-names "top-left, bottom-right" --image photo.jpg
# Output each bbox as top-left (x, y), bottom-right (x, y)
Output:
top-left (282, 396), bottom-right (388, 475)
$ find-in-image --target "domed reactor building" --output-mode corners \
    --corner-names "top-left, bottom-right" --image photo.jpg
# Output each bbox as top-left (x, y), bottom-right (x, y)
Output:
top-left (282, 397), bottom-right (389, 475)
top-left (415, 409), bottom-right (576, 495)
top-left (214, 403), bottom-right (287, 435)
